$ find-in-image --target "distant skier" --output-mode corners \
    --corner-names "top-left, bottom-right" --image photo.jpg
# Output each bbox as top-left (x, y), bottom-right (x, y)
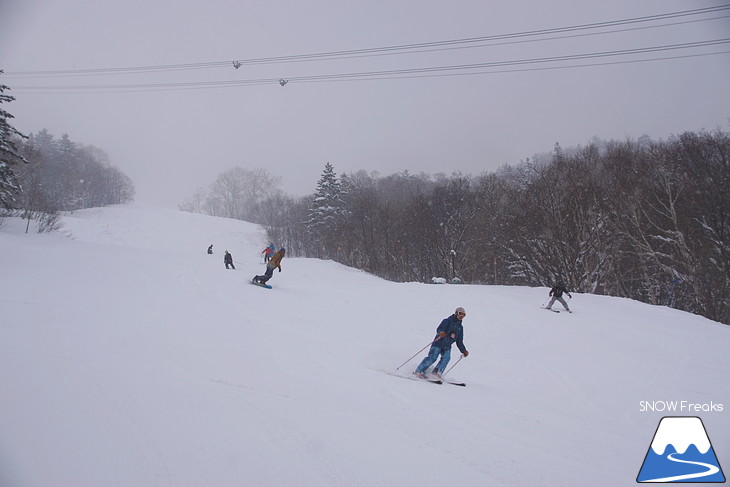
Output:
top-left (208, 244), bottom-right (214, 255)
top-left (262, 243), bottom-right (275, 263)
top-left (546, 281), bottom-right (572, 312)
top-left (414, 307), bottom-right (469, 380)
top-left (224, 250), bottom-right (235, 270)
top-left (253, 248), bottom-right (285, 285)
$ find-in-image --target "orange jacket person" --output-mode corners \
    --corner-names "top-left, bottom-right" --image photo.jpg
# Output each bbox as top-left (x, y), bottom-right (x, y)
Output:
top-left (253, 248), bottom-right (285, 285)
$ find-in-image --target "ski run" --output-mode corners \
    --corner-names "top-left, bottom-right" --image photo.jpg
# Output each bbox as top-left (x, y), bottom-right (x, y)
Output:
top-left (1, 204), bottom-right (727, 487)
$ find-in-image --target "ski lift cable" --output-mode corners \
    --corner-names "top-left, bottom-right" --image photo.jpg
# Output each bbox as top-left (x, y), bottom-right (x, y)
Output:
top-left (10, 41), bottom-right (729, 94)
top-left (4, 4), bottom-right (728, 78)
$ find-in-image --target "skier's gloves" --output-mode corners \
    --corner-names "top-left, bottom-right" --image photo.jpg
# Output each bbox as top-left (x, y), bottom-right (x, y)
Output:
top-left (278, 268), bottom-right (281, 272)
top-left (438, 331), bottom-right (447, 337)
top-left (463, 351), bottom-right (469, 357)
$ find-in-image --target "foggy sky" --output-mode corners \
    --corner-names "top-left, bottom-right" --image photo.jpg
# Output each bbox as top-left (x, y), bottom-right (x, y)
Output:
top-left (1, 0), bottom-right (729, 208)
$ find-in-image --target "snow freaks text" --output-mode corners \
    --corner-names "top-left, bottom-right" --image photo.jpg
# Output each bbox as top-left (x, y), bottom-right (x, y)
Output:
top-left (639, 401), bottom-right (724, 413)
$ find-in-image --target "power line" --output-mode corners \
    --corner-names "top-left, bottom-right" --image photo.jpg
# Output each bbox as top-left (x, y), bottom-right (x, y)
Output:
top-left (4, 4), bottom-right (729, 78)
top-left (226, 5), bottom-right (730, 66)
top-left (296, 50), bottom-right (730, 85)
top-left (233, 14), bottom-right (730, 68)
top-left (279, 39), bottom-right (730, 83)
top-left (11, 39), bottom-right (730, 94)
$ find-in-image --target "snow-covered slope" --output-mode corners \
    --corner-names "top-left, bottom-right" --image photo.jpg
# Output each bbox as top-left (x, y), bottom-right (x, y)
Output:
top-left (1, 204), bottom-right (728, 487)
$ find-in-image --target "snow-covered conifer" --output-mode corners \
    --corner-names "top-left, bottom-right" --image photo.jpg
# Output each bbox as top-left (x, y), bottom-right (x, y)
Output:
top-left (0, 73), bottom-right (28, 210)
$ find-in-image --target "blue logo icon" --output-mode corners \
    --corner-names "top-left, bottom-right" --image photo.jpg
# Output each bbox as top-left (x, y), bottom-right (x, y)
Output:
top-left (637, 416), bottom-right (725, 483)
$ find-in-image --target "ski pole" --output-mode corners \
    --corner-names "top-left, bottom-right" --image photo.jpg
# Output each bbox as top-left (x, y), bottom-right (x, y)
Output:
top-left (396, 338), bottom-right (437, 370)
top-left (444, 354), bottom-right (464, 377)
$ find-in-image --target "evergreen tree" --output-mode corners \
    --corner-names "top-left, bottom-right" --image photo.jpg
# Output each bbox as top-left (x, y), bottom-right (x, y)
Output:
top-left (0, 73), bottom-right (28, 210)
top-left (305, 162), bottom-right (344, 258)
top-left (306, 162), bottom-right (342, 228)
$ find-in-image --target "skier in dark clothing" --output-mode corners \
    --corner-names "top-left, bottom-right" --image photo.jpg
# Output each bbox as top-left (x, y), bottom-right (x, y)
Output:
top-left (224, 250), bottom-right (235, 270)
top-left (208, 244), bottom-right (213, 255)
top-left (546, 282), bottom-right (572, 312)
top-left (414, 307), bottom-right (469, 379)
top-left (253, 248), bottom-right (285, 285)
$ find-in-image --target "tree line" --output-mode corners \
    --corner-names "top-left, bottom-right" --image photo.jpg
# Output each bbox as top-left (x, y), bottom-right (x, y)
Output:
top-left (5, 71), bottom-right (725, 323)
top-left (13, 130), bottom-right (135, 230)
top-left (260, 131), bottom-right (729, 325)
top-left (170, 102), bottom-right (728, 325)
top-left (1, 75), bottom-right (135, 231)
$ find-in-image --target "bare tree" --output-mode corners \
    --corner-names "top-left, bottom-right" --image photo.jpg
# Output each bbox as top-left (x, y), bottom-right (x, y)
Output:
top-left (178, 187), bottom-right (208, 213)
top-left (206, 167), bottom-right (281, 223)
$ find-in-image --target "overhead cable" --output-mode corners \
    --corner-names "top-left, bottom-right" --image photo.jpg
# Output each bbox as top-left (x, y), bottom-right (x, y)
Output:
top-left (4, 4), bottom-right (729, 78)
top-left (10, 38), bottom-right (729, 93)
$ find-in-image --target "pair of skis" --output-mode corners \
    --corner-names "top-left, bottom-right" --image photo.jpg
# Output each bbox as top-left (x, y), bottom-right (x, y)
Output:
top-left (395, 372), bottom-right (465, 387)
top-left (541, 306), bottom-right (572, 313)
top-left (424, 377), bottom-right (466, 387)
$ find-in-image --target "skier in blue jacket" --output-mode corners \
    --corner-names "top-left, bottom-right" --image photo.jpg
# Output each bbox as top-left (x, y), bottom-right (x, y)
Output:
top-left (414, 307), bottom-right (469, 379)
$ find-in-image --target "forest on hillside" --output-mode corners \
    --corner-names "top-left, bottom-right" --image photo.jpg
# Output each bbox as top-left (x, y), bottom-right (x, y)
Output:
top-left (11, 130), bottom-right (135, 230)
top-left (1, 77), bottom-right (135, 231)
top-left (272, 130), bottom-right (729, 325)
top-left (180, 128), bottom-right (729, 325)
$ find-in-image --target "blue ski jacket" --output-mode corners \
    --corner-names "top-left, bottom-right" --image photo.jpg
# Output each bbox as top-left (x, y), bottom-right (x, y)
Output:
top-left (433, 314), bottom-right (467, 354)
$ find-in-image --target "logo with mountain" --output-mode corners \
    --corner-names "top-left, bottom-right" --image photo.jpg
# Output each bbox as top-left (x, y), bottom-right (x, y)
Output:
top-left (637, 416), bottom-right (725, 483)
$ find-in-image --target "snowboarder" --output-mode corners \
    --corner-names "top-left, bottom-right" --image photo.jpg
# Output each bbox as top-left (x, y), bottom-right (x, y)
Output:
top-left (207, 244), bottom-right (214, 255)
top-left (414, 307), bottom-right (469, 379)
top-left (253, 248), bottom-right (285, 285)
top-left (224, 250), bottom-right (235, 270)
top-left (262, 243), bottom-right (275, 263)
top-left (546, 281), bottom-right (572, 312)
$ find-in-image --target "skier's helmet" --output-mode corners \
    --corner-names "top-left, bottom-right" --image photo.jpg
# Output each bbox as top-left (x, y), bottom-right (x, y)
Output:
top-left (280, 247), bottom-right (286, 252)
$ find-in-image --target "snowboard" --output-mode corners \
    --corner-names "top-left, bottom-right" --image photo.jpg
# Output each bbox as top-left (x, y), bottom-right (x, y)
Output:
top-left (250, 279), bottom-right (272, 289)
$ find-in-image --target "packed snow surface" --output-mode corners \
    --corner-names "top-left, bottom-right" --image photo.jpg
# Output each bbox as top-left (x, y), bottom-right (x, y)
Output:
top-left (1, 204), bottom-right (728, 486)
